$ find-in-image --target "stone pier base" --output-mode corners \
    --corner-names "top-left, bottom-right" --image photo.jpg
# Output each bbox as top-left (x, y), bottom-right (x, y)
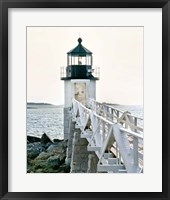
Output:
top-left (64, 107), bottom-right (72, 140)
top-left (70, 130), bottom-right (99, 173)
top-left (87, 153), bottom-right (99, 173)
top-left (70, 130), bottom-right (89, 173)
top-left (65, 109), bottom-right (99, 173)
top-left (65, 109), bottom-right (75, 167)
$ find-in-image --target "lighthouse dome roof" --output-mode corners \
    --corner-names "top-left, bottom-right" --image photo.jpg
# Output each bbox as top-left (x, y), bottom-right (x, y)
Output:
top-left (67, 38), bottom-right (92, 56)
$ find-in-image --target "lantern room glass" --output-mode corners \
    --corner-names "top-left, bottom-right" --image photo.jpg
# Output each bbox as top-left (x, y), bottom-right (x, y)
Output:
top-left (68, 55), bottom-right (92, 66)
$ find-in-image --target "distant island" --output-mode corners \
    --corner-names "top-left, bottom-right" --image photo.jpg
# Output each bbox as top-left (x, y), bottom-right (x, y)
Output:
top-left (27, 102), bottom-right (53, 106)
top-left (27, 102), bottom-right (63, 109)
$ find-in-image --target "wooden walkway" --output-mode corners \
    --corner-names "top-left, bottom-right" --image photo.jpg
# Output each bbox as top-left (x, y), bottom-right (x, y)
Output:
top-left (72, 98), bottom-right (143, 173)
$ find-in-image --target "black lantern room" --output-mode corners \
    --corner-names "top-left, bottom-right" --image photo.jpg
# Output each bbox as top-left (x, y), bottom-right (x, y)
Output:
top-left (61, 38), bottom-right (99, 80)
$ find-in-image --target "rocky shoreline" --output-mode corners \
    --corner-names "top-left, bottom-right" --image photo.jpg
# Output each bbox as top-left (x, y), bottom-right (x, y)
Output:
top-left (27, 133), bottom-right (70, 173)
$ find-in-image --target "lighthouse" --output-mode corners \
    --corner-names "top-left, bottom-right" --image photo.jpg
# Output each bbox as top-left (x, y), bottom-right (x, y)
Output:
top-left (61, 38), bottom-right (99, 140)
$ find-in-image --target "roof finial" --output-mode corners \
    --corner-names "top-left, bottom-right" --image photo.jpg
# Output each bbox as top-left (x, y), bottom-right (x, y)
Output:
top-left (78, 37), bottom-right (82, 44)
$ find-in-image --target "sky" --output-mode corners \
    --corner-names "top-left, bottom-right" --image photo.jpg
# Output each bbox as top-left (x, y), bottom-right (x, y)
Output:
top-left (27, 26), bottom-right (143, 105)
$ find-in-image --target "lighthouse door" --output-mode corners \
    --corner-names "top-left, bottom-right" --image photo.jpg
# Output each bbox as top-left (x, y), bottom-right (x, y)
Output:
top-left (74, 83), bottom-right (86, 105)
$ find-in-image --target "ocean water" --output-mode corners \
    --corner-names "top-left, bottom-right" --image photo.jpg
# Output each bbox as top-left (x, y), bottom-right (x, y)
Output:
top-left (27, 106), bottom-right (64, 140)
top-left (27, 104), bottom-right (143, 140)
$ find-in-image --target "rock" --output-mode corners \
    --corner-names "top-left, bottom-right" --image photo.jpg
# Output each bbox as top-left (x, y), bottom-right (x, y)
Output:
top-left (27, 142), bottom-right (45, 159)
top-left (45, 142), bottom-right (52, 149)
top-left (30, 160), bottom-right (47, 170)
top-left (47, 155), bottom-right (60, 169)
top-left (52, 140), bottom-right (67, 148)
top-left (41, 133), bottom-right (53, 144)
top-left (28, 154), bottom-right (68, 173)
top-left (47, 144), bottom-right (66, 164)
top-left (27, 136), bottom-right (68, 173)
top-left (53, 138), bottom-right (64, 143)
top-left (36, 169), bottom-right (44, 173)
top-left (58, 163), bottom-right (70, 173)
top-left (35, 152), bottom-right (53, 160)
top-left (27, 135), bottom-right (41, 143)
top-left (47, 144), bottom-right (63, 153)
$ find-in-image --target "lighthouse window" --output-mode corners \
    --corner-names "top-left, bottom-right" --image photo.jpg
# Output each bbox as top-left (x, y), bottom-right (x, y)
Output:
top-left (72, 56), bottom-right (86, 65)
top-left (88, 56), bottom-right (90, 65)
top-left (86, 55), bottom-right (92, 65)
top-left (69, 55), bottom-right (92, 65)
top-left (78, 56), bottom-right (82, 65)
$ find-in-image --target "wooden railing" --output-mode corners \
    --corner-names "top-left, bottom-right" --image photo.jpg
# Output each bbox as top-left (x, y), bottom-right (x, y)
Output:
top-left (72, 98), bottom-right (143, 173)
top-left (87, 98), bottom-right (143, 132)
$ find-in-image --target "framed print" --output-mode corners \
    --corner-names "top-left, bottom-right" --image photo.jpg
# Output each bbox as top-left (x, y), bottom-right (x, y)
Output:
top-left (0, 0), bottom-right (169, 199)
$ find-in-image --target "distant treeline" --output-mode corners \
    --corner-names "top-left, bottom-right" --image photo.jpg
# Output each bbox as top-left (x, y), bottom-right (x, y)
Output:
top-left (27, 102), bottom-right (53, 106)
top-left (27, 102), bottom-right (64, 109)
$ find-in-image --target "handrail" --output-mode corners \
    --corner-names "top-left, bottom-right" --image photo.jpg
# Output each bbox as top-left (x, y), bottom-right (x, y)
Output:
top-left (120, 128), bottom-right (143, 139)
top-left (87, 98), bottom-right (143, 133)
top-left (88, 98), bottom-right (143, 121)
top-left (74, 99), bottom-right (114, 125)
top-left (72, 98), bottom-right (143, 173)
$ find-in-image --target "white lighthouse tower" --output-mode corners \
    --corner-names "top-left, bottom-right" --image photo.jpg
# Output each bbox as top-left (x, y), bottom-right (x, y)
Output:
top-left (61, 38), bottom-right (99, 140)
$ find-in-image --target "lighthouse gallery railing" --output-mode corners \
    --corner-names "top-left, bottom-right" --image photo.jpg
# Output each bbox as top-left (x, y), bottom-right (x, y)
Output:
top-left (60, 66), bottom-right (100, 79)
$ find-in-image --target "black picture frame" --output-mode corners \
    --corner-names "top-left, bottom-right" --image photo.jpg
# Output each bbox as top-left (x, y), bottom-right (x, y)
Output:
top-left (0, 0), bottom-right (169, 199)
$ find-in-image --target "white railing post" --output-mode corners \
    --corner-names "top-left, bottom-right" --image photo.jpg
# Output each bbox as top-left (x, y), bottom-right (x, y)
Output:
top-left (101, 121), bottom-right (105, 146)
top-left (71, 98), bottom-right (143, 173)
top-left (133, 117), bottom-right (138, 166)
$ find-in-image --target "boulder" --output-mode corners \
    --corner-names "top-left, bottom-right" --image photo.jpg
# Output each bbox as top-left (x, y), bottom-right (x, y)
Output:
top-left (35, 169), bottom-right (44, 173)
top-left (53, 138), bottom-right (63, 143)
top-left (46, 144), bottom-right (63, 153)
top-left (41, 133), bottom-right (53, 144)
top-left (27, 135), bottom-right (41, 143)
top-left (27, 136), bottom-right (68, 173)
top-left (47, 155), bottom-right (60, 169)
top-left (27, 142), bottom-right (45, 159)
top-left (45, 142), bottom-right (52, 149)
top-left (35, 152), bottom-right (53, 160)
top-left (52, 140), bottom-right (67, 148)
top-left (29, 160), bottom-right (47, 170)
top-left (46, 144), bottom-right (66, 164)
top-left (58, 163), bottom-right (70, 173)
